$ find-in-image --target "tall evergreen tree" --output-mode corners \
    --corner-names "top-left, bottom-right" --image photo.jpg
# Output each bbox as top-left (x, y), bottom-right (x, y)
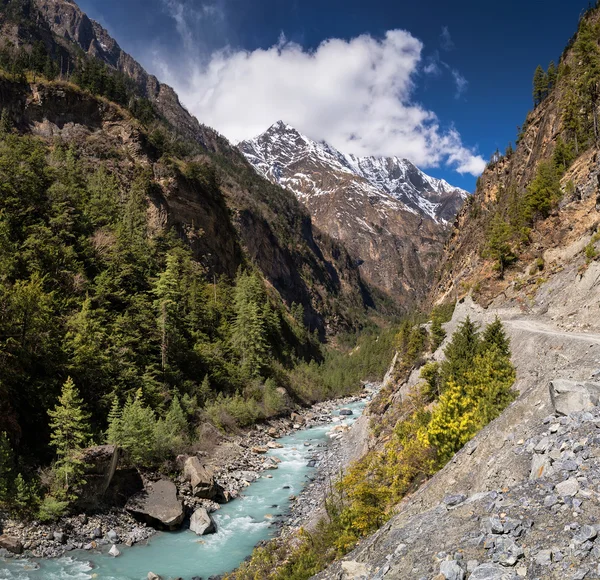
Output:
top-left (430, 313), bottom-right (446, 352)
top-left (47, 378), bottom-right (91, 496)
top-left (231, 271), bottom-right (269, 378)
top-left (116, 390), bottom-right (156, 465)
top-left (547, 60), bottom-right (558, 90)
top-left (533, 65), bottom-right (549, 107)
top-left (106, 396), bottom-right (123, 446)
top-left (484, 215), bottom-right (515, 278)
top-left (524, 160), bottom-right (561, 222)
top-left (441, 316), bottom-right (480, 389)
top-left (0, 431), bottom-right (13, 504)
top-left (574, 19), bottom-right (600, 143)
top-left (48, 378), bottom-right (90, 459)
top-left (480, 317), bottom-right (511, 358)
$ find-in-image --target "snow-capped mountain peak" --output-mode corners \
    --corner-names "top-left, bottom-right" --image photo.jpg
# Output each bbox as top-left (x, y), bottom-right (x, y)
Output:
top-left (239, 122), bottom-right (468, 224)
top-left (238, 121), bottom-right (467, 300)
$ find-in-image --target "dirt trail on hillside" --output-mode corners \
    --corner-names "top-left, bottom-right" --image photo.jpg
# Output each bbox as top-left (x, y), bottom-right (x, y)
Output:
top-left (504, 318), bottom-right (600, 344)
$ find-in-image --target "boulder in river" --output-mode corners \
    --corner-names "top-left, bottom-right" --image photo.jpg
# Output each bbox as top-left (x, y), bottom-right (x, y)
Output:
top-left (189, 507), bottom-right (216, 535)
top-left (339, 409), bottom-right (353, 416)
top-left (109, 544), bottom-right (120, 557)
top-left (549, 380), bottom-right (600, 415)
top-left (0, 535), bottom-right (23, 554)
top-left (126, 479), bottom-right (184, 530)
top-left (183, 457), bottom-right (223, 500)
top-left (148, 572), bottom-right (162, 580)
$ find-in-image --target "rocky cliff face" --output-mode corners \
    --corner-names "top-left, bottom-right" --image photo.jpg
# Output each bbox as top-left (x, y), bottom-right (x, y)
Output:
top-left (431, 9), bottom-right (600, 310)
top-left (34, 0), bottom-right (218, 150)
top-left (240, 122), bottom-right (467, 306)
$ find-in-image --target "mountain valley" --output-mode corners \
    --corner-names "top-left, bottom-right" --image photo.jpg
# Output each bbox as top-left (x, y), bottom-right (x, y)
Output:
top-left (240, 122), bottom-right (467, 305)
top-left (0, 1), bottom-right (599, 580)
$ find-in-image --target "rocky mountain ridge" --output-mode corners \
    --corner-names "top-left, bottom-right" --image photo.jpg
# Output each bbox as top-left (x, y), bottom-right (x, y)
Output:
top-left (240, 122), bottom-right (467, 304)
top-left (240, 122), bottom-right (467, 224)
top-left (34, 0), bottom-right (219, 151)
top-left (0, 0), bottom-right (380, 333)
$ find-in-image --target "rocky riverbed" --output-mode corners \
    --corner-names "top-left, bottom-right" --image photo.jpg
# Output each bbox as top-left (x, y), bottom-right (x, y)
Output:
top-left (0, 388), bottom-right (374, 562)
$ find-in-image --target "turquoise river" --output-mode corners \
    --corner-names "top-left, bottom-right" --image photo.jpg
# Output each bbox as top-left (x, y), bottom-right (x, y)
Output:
top-left (0, 399), bottom-right (367, 580)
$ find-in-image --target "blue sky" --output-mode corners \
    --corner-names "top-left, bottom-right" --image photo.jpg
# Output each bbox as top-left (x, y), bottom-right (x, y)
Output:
top-left (78, 0), bottom-right (589, 191)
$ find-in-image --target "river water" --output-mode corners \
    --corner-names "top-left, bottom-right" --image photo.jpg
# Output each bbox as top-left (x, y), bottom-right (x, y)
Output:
top-left (0, 399), bottom-right (367, 580)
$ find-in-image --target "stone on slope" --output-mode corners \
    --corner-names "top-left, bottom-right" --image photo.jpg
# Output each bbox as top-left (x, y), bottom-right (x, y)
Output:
top-left (469, 563), bottom-right (518, 579)
top-left (126, 479), bottom-right (184, 530)
top-left (189, 507), bottom-right (216, 535)
top-left (530, 454), bottom-right (553, 480)
top-left (555, 477), bottom-right (580, 497)
top-left (0, 535), bottom-right (23, 554)
top-left (439, 559), bottom-right (465, 580)
top-left (549, 380), bottom-right (600, 415)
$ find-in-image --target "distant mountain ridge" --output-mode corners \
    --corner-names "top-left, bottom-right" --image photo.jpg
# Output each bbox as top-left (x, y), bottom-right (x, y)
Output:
top-left (239, 122), bottom-right (468, 305)
top-left (239, 121), bottom-right (467, 224)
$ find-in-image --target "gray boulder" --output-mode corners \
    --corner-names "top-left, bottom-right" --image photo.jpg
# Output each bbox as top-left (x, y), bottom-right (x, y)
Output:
top-left (493, 536), bottom-right (523, 566)
top-left (439, 559), bottom-right (465, 580)
top-left (469, 563), bottom-right (518, 579)
top-left (0, 535), bottom-right (23, 554)
top-left (183, 457), bottom-right (223, 500)
top-left (148, 573), bottom-right (162, 580)
top-left (549, 380), bottom-right (600, 415)
top-left (530, 454), bottom-right (553, 480)
top-left (108, 544), bottom-right (120, 557)
top-left (189, 507), bottom-right (216, 535)
top-left (126, 479), bottom-right (184, 530)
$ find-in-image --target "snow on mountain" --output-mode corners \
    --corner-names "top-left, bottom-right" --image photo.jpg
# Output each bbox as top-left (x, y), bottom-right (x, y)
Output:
top-left (239, 121), bottom-right (468, 224)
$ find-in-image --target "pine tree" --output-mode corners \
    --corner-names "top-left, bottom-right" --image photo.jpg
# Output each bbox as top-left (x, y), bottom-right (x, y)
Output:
top-left (164, 395), bottom-right (187, 436)
top-left (47, 377), bottom-right (91, 496)
top-left (441, 316), bottom-right (480, 389)
top-left (574, 19), bottom-right (600, 143)
top-left (154, 395), bottom-right (187, 459)
top-left (480, 317), bottom-right (511, 358)
top-left (524, 160), bottom-right (561, 222)
top-left (0, 431), bottom-right (13, 504)
top-left (466, 345), bottom-right (516, 427)
top-left (118, 390), bottom-right (156, 465)
top-left (231, 271), bottom-right (269, 378)
top-left (547, 60), bottom-right (558, 90)
top-left (419, 379), bottom-right (476, 466)
top-left (484, 215), bottom-right (515, 278)
top-left (430, 312), bottom-right (446, 352)
top-left (12, 473), bottom-right (38, 518)
top-left (48, 378), bottom-right (90, 459)
top-left (0, 109), bottom-right (12, 135)
top-left (553, 136), bottom-right (575, 173)
top-left (198, 374), bottom-right (212, 405)
top-left (106, 396), bottom-right (123, 446)
top-left (533, 65), bottom-right (549, 107)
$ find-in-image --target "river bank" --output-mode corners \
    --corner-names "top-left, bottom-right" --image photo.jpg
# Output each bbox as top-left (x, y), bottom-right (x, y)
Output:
top-left (0, 388), bottom-right (373, 566)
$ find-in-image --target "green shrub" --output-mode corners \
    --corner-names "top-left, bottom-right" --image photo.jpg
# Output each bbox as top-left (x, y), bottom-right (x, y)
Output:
top-left (38, 495), bottom-right (69, 523)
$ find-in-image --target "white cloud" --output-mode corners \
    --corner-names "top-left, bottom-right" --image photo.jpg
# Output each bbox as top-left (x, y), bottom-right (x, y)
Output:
top-left (161, 0), bottom-right (224, 51)
top-left (154, 29), bottom-right (486, 176)
top-left (449, 67), bottom-right (468, 99)
top-left (440, 26), bottom-right (454, 51)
